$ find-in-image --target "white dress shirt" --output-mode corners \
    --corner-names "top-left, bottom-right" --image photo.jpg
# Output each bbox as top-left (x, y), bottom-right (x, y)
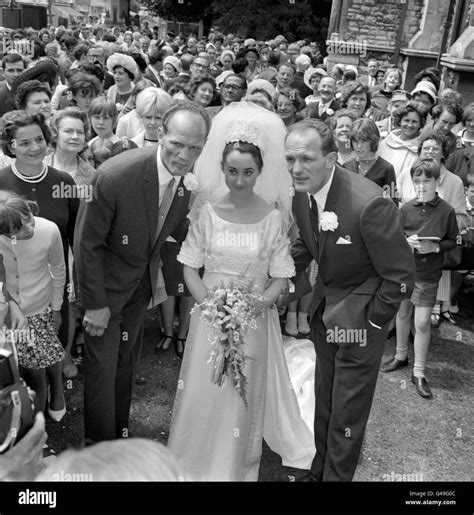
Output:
top-left (308, 166), bottom-right (336, 227)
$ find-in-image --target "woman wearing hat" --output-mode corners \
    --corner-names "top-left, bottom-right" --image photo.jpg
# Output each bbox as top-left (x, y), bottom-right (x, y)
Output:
top-left (303, 67), bottom-right (327, 105)
top-left (15, 80), bottom-right (53, 124)
top-left (106, 53), bottom-right (139, 114)
top-left (161, 55), bottom-right (180, 83)
top-left (219, 49), bottom-right (235, 72)
top-left (244, 47), bottom-right (261, 83)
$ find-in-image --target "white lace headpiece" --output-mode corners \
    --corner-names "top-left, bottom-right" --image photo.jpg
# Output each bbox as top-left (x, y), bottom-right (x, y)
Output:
top-left (223, 120), bottom-right (265, 151)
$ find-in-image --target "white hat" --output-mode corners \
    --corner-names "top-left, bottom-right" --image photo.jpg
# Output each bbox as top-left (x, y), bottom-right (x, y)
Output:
top-left (106, 53), bottom-right (139, 79)
top-left (411, 80), bottom-right (437, 104)
top-left (163, 55), bottom-right (180, 72)
top-left (345, 64), bottom-right (358, 76)
top-left (303, 66), bottom-right (327, 89)
top-left (244, 38), bottom-right (256, 48)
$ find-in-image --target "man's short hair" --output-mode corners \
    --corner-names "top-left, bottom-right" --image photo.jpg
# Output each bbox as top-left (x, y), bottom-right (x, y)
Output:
top-left (161, 101), bottom-right (211, 137)
top-left (2, 53), bottom-right (25, 70)
top-left (278, 62), bottom-right (295, 74)
top-left (223, 73), bottom-right (247, 91)
top-left (286, 119), bottom-right (338, 155)
top-left (410, 157), bottom-right (441, 180)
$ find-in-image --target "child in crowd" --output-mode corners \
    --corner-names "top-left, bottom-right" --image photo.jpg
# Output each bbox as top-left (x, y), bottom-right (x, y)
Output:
top-left (88, 97), bottom-right (137, 168)
top-left (0, 192), bottom-right (66, 418)
top-left (382, 158), bottom-right (459, 399)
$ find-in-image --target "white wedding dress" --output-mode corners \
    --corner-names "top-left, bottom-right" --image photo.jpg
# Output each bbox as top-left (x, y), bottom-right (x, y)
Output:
top-left (167, 202), bottom-right (315, 481)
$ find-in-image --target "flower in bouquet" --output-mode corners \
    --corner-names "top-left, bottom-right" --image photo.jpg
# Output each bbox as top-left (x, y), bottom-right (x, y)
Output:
top-left (192, 280), bottom-right (266, 407)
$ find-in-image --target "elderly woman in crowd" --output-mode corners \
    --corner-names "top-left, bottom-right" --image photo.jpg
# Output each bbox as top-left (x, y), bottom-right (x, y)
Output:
top-left (106, 53), bottom-right (139, 114)
top-left (303, 67), bottom-right (327, 105)
top-left (427, 101), bottom-right (464, 157)
top-left (0, 111), bottom-right (80, 418)
top-left (162, 55), bottom-right (180, 82)
top-left (189, 76), bottom-right (217, 108)
top-left (275, 87), bottom-right (305, 127)
top-left (44, 107), bottom-right (95, 379)
top-left (14, 80), bottom-right (52, 123)
top-left (379, 100), bottom-right (428, 179)
top-left (131, 87), bottom-right (173, 147)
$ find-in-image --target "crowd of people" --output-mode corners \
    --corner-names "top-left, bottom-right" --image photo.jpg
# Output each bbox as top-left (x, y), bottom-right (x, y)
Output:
top-left (0, 21), bottom-right (472, 482)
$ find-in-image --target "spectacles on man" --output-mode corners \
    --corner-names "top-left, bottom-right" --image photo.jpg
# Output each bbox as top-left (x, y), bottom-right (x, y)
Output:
top-left (193, 62), bottom-right (208, 70)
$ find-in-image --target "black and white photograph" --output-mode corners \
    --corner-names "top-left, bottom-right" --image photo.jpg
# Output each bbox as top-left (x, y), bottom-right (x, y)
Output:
top-left (0, 0), bottom-right (472, 512)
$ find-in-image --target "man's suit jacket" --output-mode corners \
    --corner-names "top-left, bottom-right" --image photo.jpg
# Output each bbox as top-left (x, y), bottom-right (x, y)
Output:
top-left (74, 146), bottom-right (190, 315)
top-left (0, 83), bottom-right (17, 116)
top-left (298, 99), bottom-right (340, 122)
top-left (292, 165), bottom-right (414, 334)
top-left (291, 71), bottom-right (312, 99)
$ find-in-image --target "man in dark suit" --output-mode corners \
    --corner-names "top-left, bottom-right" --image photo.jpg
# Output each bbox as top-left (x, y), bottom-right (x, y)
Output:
top-left (0, 54), bottom-right (25, 116)
top-left (358, 59), bottom-right (378, 88)
top-left (285, 119), bottom-right (415, 481)
top-left (298, 77), bottom-right (340, 121)
top-left (74, 102), bottom-right (210, 444)
top-left (206, 73), bottom-right (247, 119)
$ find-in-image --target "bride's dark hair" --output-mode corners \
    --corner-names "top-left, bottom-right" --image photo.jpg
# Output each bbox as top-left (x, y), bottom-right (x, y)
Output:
top-left (222, 141), bottom-right (263, 171)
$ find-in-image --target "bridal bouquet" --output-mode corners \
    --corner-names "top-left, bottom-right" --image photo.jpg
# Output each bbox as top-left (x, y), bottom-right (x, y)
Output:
top-left (192, 281), bottom-right (266, 408)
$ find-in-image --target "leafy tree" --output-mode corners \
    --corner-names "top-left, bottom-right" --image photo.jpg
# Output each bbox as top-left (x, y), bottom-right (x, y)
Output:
top-left (144, 0), bottom-right (213, 23)
top-left (210, 0), bottom-right (318, 41)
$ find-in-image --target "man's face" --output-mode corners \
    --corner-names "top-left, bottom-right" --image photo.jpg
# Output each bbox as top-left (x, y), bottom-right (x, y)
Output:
top-left (221, 76), bottom-right (245, 105)
top-left (158, 111), bottom-right (207, 176)
top-left (4, 60), bottom-right (25, 87)
top-left (285, 129), bottom-right (337, 194)
top-left (88, 48), bottom-right (104, 64)
top-left (318, 77), bottom-right (336, 103)
top-left (276, 65), bottom-right (294, 89)
top-left (367, 60), bottom-right (378, 77)
top-left (191, 57), bottom-right (209, 79)
top-left (82, 29), bottom-right (90, 40)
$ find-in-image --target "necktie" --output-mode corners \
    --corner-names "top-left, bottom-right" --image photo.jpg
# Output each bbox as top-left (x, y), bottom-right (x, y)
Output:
top-left (309, 196), bottom-right (320, 256)
top-left (155, 177), bottom-right (176, 243)
top-left (319, 103), bottom-right (326, 117)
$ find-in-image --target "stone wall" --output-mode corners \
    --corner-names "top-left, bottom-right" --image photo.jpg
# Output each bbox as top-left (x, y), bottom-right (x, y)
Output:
top-left (342, 0), bottom-right (424, 49)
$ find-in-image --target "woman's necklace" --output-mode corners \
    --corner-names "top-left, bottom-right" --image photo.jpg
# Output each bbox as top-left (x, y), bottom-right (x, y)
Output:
top-left (11, 160), bottom-right (48, 183)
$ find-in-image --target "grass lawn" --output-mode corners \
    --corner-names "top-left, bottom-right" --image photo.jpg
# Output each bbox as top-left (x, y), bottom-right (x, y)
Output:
top-left (45, 277), bottom-right (474, 482)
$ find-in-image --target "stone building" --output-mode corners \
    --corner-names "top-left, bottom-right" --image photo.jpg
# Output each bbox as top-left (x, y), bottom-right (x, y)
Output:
top-left (326, 0), bottom-right (474, 103)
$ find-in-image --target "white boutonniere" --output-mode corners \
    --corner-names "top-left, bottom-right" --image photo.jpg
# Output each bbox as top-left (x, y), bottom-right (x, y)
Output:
top-left (325, 108), bottom-right (334, 116)
top-left (183, 172), bottom-right (199, 191)
top-left (320, 211), bottom-right (338, 231)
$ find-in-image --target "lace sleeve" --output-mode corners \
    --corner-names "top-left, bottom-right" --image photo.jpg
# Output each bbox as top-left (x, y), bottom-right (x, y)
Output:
top-left (177, 202), bottom-right (208, 269)
top-left (269, 211), bottom-right (296, 278)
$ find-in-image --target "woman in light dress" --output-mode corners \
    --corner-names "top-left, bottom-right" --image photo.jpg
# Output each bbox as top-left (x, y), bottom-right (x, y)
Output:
top-left (167, 103), bottom-right (315, 481)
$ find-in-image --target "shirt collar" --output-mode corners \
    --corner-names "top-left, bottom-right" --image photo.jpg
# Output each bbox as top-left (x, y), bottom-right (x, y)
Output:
top-left (157, 145), bottom-right (174, 185)
top-left (308, 166), bottom-right (336, 211)
top-left (414, 193), bottom-right (441, 206)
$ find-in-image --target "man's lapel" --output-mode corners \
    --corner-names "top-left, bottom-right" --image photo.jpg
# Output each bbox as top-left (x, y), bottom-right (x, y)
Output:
top-left (154, 176), bottom-right (190, 250)
top-left (143, 149), bottom-right (159, 249)
top-left (318, 167), bottom-right (343, 261)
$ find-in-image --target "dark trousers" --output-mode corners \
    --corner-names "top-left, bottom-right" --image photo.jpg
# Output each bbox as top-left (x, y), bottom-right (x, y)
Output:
top-left (310, 304), bottom-right (387, 481)
top-left (83, 274), bottom-right (152, 442)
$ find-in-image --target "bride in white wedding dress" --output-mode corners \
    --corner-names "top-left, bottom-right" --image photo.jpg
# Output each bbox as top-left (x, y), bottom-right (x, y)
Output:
top-left (167, 103), bottom-right (315, 481)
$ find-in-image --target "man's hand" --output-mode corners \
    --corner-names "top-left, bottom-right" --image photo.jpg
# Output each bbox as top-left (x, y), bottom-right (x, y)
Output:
top-left (8, 301), bottom-right (27, 330)
top-left (52, 310), bottom-right (62, 333)
top-left (406, 234), bottom-right (419, 251)
top-left (83, 307), bottom-right (111, 337)
top-left (0, 412), bottom-right (47, 481)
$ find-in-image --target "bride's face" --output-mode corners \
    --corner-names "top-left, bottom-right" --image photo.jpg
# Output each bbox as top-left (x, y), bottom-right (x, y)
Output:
top-left (222, 150), bottom-right (261, 193)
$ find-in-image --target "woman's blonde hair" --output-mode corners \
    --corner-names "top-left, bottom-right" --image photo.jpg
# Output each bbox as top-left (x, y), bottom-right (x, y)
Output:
top-left (135, 87), bottom-right (173, 118)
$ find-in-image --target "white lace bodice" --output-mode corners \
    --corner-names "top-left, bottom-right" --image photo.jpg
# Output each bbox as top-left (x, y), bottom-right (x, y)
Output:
top-left (177, 202), bottom-right (295, 279)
